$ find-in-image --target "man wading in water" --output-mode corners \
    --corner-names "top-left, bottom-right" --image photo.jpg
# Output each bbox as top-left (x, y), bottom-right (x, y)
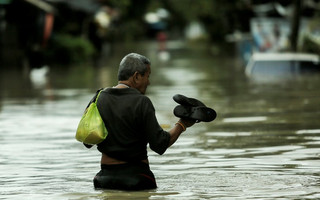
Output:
top-left (84, 53), bottom-right (195, 190)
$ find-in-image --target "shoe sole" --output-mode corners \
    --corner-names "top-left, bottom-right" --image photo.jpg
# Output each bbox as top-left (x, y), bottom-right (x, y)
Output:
top-left (173, 94), bottom-right (206, 107)
top-left (174, 105), bottom-right (217, 122)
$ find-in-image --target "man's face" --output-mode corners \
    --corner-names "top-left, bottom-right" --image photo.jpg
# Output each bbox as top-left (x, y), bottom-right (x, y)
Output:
top-left (136, 65), bottom-right (151, 94)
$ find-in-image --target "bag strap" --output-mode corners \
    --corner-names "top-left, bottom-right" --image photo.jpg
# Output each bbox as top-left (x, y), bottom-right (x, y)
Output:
top-left (86, 88), bottom-right (103, 109)
top-left (95, 90), bottom-right (103, 104)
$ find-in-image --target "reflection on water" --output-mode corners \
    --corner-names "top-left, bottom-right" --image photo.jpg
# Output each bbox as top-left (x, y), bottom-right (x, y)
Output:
top-left (1, 41), bottom-right (320, 199)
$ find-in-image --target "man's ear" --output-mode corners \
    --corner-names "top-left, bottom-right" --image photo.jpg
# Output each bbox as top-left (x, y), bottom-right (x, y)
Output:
top-left (133, 72), bottom-right (140, 80)
top-left (133, 71), bottom-right (139, 82)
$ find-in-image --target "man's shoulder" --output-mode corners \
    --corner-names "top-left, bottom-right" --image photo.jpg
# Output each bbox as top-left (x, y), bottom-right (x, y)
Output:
top-left (103, 88), bottom-right (153, 104)
top-left (136, 93), bottom-right (152, 104)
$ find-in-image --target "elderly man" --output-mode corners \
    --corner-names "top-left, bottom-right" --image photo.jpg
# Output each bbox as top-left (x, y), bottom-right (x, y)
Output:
top-left (91, 53), bottom-right (195, 190)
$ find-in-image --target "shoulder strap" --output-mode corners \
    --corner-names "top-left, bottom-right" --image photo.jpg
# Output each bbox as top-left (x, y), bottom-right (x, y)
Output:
top-left (95, 90), bottom-right (103, 104)
top-left (86, 88), bottom-right (103, 109)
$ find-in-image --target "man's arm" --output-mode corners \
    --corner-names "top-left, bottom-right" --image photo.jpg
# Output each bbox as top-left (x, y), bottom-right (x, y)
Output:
top-left (168, 119), bottom-right (195, 147)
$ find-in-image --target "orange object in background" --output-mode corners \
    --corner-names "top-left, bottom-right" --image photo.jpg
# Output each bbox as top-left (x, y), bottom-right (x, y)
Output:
top-left (42, 13), bottom-right (54, 48)
top-left (156, 31), bottom-right (167, 51)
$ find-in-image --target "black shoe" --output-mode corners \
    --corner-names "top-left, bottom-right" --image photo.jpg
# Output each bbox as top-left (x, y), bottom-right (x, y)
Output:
top-left (173, 105), bottom-right (217, 122)
top-left (173, 94), bottom-right (206, 107)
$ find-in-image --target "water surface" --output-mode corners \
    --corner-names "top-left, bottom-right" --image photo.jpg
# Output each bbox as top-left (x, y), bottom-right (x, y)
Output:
top-left (1, 41), bottom-right (320, 199)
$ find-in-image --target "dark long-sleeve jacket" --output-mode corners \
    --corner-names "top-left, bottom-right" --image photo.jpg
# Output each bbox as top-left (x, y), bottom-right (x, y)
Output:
top-left (96, 87), bottom-right (170, 162)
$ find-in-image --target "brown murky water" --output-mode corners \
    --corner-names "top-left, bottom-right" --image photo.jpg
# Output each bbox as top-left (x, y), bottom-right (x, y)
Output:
top-left (1, 41), bottom-right (319, 199)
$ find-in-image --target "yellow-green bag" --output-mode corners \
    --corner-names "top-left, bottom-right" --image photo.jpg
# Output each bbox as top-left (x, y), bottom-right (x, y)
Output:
top-left (75, 90), bottom-right (107, 145)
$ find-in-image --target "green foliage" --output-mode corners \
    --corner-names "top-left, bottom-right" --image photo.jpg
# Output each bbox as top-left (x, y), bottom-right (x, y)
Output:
top-left (106, 0), bottom-right (151, 41)
top-left (45, 34), bottom-right (96, 64)
top-left (86, 0), bottom-right (253, 42)
top-left (302, 34), bottom-right (320, 55)
top-left (160, 0), bottom-right (253, 41)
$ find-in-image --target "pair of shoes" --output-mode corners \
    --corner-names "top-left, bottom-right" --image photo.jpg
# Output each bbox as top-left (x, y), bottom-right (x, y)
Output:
top-left (173, 94), bottom-right (217, 123)
top-left (174, 105), bottom-right (217, 122)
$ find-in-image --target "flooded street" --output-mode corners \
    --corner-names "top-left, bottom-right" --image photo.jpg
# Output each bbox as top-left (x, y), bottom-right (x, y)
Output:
top-left (1, 41), bottom-right (320, 199)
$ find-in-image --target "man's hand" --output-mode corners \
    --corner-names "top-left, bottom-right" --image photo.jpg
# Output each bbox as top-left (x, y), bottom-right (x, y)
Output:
top-left (179, 118), bottom-right (196, 128)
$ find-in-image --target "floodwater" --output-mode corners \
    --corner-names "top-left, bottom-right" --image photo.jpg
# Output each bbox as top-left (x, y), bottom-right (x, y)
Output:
top-left (1, 41), bottom-right (320, 200)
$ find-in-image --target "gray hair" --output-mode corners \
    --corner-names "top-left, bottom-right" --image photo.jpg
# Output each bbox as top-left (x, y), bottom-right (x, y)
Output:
top-left (117, 53), bottom-right (151, 81)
